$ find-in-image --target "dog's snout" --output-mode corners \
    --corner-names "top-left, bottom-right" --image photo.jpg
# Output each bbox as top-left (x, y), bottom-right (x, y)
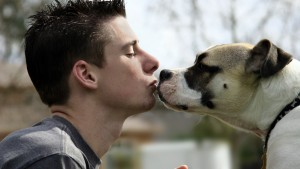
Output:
top-left (159, 69), bottom-right (173, 82)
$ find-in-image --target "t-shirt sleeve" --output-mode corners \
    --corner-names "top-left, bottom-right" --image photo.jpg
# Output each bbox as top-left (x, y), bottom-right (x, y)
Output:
top-left (26, 154), bottom-right (84, 169)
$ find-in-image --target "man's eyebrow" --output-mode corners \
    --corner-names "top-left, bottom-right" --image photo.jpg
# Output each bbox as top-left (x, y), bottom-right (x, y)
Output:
top-left (121, 40), bottom-right (138, 50)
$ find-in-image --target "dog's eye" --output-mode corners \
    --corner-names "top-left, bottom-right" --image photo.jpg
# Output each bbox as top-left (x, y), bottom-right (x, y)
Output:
top-left (196, 63), bottom-right (221, 73)
top-left (198, 63), bottom-right (205, 70)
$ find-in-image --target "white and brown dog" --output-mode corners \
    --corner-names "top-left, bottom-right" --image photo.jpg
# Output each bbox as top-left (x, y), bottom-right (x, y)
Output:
top-left (157, 39), bottom-right (300, 169)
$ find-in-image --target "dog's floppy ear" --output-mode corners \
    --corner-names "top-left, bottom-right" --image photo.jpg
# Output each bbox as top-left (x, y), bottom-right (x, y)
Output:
top-left (245, 39), bottom-right (292, 78)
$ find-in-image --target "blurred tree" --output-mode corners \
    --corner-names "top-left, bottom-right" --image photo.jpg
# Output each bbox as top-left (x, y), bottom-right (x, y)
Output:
top-left (149, 0), bottom-right (300, 58)
top-left (0, 0), bottom-right (49, 61)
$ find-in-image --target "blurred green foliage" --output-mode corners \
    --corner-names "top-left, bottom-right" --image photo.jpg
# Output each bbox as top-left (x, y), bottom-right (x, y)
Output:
top-left (0, 0), bottom-right (49, 60)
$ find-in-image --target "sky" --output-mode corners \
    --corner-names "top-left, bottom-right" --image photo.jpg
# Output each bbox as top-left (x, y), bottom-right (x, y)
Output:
top-left (125, 0), bottom-right (195, 70)
top-left (125, 0), bottom-right (300, 72)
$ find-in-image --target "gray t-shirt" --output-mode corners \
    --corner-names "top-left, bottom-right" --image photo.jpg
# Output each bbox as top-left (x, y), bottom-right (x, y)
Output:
top-left (0, 116), bottom-right (101, 169)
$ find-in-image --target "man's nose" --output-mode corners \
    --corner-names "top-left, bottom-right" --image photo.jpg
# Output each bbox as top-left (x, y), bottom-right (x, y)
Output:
top-left (143, 53), bottom-right (159, 75)
top-left (159, 69), bottom-right (173, 83)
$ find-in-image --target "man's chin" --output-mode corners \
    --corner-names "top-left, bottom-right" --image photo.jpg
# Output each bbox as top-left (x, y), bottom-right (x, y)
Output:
top-left (139, 95), bottom-right (157, 112)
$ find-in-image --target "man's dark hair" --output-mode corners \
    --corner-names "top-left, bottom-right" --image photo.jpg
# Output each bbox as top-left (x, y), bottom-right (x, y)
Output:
top-left (25, 0), bottom-right (126, 106)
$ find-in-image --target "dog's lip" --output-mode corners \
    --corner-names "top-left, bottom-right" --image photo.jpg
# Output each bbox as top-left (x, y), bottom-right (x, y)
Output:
top-left (157, 84), bottom-right (171, 104)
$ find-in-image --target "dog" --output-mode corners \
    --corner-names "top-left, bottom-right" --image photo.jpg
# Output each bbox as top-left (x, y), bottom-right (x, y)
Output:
top-left (157, 39), bottom-right (300, 169)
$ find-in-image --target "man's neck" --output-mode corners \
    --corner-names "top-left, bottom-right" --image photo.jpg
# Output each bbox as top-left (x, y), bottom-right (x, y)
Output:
top-left (51, 104), bottom-right (128, 158)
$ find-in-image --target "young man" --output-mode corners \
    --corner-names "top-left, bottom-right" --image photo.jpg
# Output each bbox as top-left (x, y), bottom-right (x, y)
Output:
top-left (0, 0), bottom-right (188, 169)
top-left (0, 0), bottom-right (159, 169)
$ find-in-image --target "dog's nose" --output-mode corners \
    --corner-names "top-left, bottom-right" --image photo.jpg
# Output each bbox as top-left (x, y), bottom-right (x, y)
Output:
top-left (159, 69), bottom-right (173, 82)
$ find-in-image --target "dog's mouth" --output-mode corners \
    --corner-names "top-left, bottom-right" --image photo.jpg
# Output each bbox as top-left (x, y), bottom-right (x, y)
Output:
top-left (157, 84), bottom-right (189, 111)
top-left (178, 105), bottom-right (188, 110)
top-left (157, 83), bottom-right (167, 103)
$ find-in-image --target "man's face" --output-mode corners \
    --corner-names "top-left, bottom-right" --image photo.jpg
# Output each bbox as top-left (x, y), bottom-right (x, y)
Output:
top-left (96, 16), bottom-right (159, 114)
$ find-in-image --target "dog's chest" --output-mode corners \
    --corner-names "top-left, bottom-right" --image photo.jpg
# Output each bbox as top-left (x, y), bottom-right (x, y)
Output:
top-left (265, 106), bottom-right (300, 169)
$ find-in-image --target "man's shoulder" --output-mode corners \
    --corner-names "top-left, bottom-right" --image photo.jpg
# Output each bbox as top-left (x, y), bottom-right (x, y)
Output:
top-left (26, 154), bottom-right (85, 169)
top-left (0, 118), bottom-right (86, 169)
top-left (0, 118), bottom-right (66, 152)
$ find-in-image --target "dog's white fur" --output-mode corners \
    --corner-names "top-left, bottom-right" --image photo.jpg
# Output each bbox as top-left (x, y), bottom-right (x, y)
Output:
top-left (158, 40), bottom-right (300, 169)
top-left (254, 60), bottom-right (300, 169)
top-left (243, 59), bottom-right (300, 133)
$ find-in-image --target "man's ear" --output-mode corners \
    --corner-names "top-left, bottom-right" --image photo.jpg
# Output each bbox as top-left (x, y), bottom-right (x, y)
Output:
top-left (72, 60), bottom-right (97, 89)
top-left (245, 39), bottom-right (292, 78)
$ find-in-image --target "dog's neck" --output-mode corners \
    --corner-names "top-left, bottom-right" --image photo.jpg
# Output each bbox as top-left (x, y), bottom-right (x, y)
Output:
top-left (242, 59), bottom-right (300, 139)
top-left (212, 59), bottom-right (300, 139)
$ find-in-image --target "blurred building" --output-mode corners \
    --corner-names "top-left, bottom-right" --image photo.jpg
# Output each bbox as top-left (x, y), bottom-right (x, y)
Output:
top-left (0, 62), bottom-right (49, 140)
top-left (102, 139), bottom-right (231, 169)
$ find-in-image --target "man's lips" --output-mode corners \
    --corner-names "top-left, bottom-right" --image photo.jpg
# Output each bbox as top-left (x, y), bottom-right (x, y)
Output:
top-left (149, 80), bottom-right (158, 92)
top-left (149, 80), bottom-right (158, 87)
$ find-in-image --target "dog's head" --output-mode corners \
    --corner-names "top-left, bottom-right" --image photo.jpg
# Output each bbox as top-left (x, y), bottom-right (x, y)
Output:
top-left (157, 39), bottom-right (292, 115)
